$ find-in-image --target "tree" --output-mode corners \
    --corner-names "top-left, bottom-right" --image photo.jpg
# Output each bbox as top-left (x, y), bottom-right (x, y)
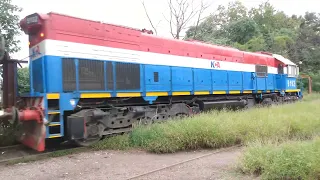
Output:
top-left (184, 1), bottom-right (250, 44)
top-left (234, 36), bottom-right (266, 52)
top-left (220, 1), bottom-right (248, 23)
top-left (140, 0), bottom-right (161, 35)
top-left (289, 12), bottom-right (320, 72)
top-left (0, 0), bottom-right (22, 79)
top-left (185, 0), bottom-right (305, 55)
top-left (165, 0), bottom-right (210, 39)
top-left (141, 0), bottom-right (210, 39)
top-left (17, 67), bottom-right (30, 94)
top-left (0, 0), bottom-right (22, 54)
top-left (225, 18), bottom-right (259, 44)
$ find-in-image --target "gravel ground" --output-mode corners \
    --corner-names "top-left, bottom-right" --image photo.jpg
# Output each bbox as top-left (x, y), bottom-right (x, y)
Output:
top-left (0, 147), bottom-right (258, 180)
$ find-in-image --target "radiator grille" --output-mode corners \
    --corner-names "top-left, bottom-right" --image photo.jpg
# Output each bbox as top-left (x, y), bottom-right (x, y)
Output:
top-left (61, 58), bottom-right (140, 92)
top-left (78, 59), bottom-right (104, 91)
top-left (115, 62), bottom-right (140, 90)
top-left (62, 58), bottom-right (76, 92)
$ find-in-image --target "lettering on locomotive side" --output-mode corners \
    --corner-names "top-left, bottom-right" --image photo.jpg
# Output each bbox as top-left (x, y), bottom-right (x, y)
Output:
top-left (210, 61), bottom-right (221, 68)
top-left (287, 80), bottom-right (296, 88)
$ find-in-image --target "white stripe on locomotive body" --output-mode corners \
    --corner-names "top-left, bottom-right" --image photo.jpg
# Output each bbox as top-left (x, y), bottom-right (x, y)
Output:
top-left (30, 39), bottom-right (279, 74)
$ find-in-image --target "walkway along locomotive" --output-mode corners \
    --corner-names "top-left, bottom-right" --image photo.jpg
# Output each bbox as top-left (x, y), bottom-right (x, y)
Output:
top-left (0, 12), bottom-right (302, 151)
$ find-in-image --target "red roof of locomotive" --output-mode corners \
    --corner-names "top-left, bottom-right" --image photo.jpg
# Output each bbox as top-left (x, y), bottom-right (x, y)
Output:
top-left (22, 12), bottom-right (284, 67)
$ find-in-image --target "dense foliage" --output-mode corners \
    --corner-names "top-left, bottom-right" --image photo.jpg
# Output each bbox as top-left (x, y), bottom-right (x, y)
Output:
top-left (17, 67), bottom-right (29, 94)
top-left (185, 1), bottom-right (320, 91)
top-left (0, 0), bottom-right (22, 54)
top-left (0, 0), bottom-right (28, 94)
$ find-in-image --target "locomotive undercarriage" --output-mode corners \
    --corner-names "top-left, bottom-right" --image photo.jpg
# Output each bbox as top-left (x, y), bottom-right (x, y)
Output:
top-left (68, 102), bottom-right (199, 146)
top-left (67, 92), bottom-right (300, 147)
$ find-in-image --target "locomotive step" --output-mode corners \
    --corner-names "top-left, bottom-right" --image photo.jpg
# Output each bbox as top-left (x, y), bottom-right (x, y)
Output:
top-left (48, 110), bottom-right (60, 115)
top-left (48, 133), bottom-right (62, 138)
top-left (48, 122), bottom-right (60, 126)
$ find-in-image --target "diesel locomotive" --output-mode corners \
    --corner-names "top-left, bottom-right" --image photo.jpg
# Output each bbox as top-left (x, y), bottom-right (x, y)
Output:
top-left (0, 12), bottom-right (302, 151)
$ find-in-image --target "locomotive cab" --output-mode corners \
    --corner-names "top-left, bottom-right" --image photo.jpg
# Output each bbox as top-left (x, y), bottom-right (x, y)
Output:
top-left (286, 64), bottom-right (299, 77)
top-left (272, 54), bottom-right (300, 92)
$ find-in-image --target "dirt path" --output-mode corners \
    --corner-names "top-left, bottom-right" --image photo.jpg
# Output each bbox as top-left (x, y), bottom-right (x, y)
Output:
top-left (0, 147), bottom-right (257, 180)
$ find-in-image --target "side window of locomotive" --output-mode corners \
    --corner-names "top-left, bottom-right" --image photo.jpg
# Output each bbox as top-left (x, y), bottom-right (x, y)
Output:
top-left (278, 64), bottom-right (284, 74)
top-left (287, 65), bottom-right (298, 77)
top-left (255, 65), bottom-right (268, 77)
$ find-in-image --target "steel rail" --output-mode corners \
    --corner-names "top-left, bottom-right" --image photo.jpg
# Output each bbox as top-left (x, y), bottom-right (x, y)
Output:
top-left (125, 145), bottom-right (242, 180)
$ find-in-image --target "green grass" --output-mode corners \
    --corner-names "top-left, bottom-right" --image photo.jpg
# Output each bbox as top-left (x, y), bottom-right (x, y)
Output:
top-left (92, 134), bottom-right (132, 151)
top-left (92, 95), bottom-right (320, 153)
top-left (302, 92), bottom-right (320, 102)
top-left (238, 137), bottom-right (320, 180)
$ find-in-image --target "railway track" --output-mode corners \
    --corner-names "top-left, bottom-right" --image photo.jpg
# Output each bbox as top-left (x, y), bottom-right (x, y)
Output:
top-left (125, 145), bottom-right (242, 180)
top-left (0, 144), bottom-right (87, 165)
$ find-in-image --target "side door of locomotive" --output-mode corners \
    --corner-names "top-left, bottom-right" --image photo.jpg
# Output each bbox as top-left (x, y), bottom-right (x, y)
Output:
top-left (276, 64), bottom-right (285, 90)
top-left (254, 65), bottom-right (267, 91)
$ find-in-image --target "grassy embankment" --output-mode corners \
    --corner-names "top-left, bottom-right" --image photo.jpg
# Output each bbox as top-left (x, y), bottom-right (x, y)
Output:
top-left (236, 93), bottom-right (320, 179)
top-left (92, 93), bottom-right (320, 153)
top-left (238, 138), bottom-right (320, 179)
top-left (92, 93), bottom-right (320, 179)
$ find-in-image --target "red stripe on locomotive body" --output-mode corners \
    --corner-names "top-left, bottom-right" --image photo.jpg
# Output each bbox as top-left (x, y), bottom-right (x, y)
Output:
top-left (33, 12), bottom-right (281, 68)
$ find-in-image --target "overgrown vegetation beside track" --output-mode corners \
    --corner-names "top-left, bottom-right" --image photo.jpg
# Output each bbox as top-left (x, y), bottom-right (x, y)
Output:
top-left (92, 93), bottom-right (320, 153)
top-left (301, 92), bottom-right (320, 102)
top-left (238, 137), bottom-right (320, 180)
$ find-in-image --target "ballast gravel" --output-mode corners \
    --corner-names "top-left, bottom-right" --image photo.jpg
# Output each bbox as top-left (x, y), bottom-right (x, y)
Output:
top-left (0, 147), bottom-right (258, 180)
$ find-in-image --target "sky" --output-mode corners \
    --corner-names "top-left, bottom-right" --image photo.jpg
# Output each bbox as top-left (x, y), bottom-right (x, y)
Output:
top-left (10, 0), bottom-right (320, 61)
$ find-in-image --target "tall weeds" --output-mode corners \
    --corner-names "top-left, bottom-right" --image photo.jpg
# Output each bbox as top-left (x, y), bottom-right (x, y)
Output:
top-left (92, 96), bottom-right (320, 153)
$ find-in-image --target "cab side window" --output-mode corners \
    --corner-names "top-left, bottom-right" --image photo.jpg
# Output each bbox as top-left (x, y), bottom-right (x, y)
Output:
top-left (278, 64), bottom-right (284, 74)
